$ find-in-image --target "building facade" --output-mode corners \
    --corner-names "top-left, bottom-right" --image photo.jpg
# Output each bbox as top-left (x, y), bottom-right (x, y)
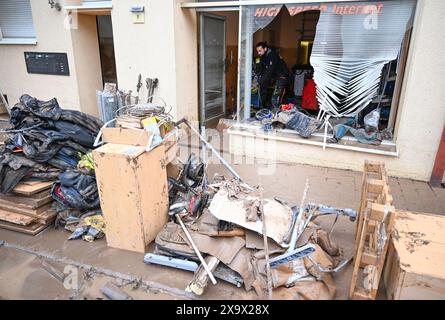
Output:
top-left (0, 0), bottom-right (444, 183)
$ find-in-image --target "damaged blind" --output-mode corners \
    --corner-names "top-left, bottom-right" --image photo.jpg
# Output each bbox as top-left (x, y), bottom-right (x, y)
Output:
top-left (307, 0), bottom-right (416, 117)
top-left (238, 1), bottom-right (416, 121)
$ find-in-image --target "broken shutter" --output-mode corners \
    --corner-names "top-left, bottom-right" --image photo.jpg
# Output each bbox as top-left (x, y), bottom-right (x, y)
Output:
top-left (0, 0), bottom-right (36, 39)
top-left (307, 0), bottom-right (416, 118)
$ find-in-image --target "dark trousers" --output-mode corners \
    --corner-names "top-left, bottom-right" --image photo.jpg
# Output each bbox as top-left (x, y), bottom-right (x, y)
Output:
top-left (271, 78), bottom-right (288, 110)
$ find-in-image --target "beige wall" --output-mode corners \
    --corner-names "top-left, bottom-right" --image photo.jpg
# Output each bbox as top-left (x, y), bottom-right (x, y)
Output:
top-left (111, 0), bottom-right (177, 117)
top-left (231, 0), bottom-right (445, 182)
top-left (0, 0), bottom-right (80, 109)
top-left (173, 0), bottom-right (199, 121)
top-left (0, 0), bottom-right (102, 115)
top-left (111, 0), bottom-right (198, 121)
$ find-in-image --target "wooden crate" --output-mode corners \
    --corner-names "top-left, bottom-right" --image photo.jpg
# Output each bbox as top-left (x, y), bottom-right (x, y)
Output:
top-left (349, 161), bottom-right (396, 300)
top-left (383, 210), bottom-right (445, 300)
top-left (93, 143), bottom-right (169, 253)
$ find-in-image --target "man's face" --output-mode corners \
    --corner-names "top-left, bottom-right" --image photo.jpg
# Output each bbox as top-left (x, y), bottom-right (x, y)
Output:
top-left (256, 46), bottom-right (267, 57)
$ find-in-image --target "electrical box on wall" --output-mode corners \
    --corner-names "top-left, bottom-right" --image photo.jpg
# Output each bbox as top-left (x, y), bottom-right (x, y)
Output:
top-left (24, 52), bottom-right (70, 76)
top-left (130, 6), bottom-right (145, 24)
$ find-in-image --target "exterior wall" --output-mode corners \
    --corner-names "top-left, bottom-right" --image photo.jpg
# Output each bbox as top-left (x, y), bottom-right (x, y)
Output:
top-left (173, 0), bottom-right (199, 121)
top-left (0, 0), bottom-right (81, 110)
top-left (0, 0), bottom-right (102, 114)
top-left (111, 0), bottom-right (198, 121)
top-left (230, 0), bottom-right (445, 182)
top-left (70, 13), bottom-right (102, 117)
top-left (111, 0), bottom-right (176, 117)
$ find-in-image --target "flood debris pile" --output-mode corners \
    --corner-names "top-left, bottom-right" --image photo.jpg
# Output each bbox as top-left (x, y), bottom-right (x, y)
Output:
top-left (0, 94), bottom-right (103, 236)
top-left (146, 156), bottom-right (357, 300)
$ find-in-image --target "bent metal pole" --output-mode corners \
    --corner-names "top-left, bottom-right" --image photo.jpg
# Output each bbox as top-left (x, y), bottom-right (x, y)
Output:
top-left (175, 118), bottom-right (250, 187)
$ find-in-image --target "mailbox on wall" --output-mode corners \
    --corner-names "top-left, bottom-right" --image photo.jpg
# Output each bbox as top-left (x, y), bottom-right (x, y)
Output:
top-left (24, 52), bottom-right (70, 76)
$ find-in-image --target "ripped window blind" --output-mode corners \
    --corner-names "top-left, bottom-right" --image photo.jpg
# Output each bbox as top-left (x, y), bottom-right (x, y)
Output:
top-left (309, 0), bottom-right (416, 117)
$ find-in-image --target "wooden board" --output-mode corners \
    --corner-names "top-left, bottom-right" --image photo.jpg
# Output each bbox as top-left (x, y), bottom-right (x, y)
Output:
top-left (93, 143), bottom-right (169, 253)
top-left (102, 127), bottom-right (151, 146)
top-left (12, 181), bottom-right (52, 196)
top-left (0, 191), bottom-right (52, 208)
top-left (0, 219), bottom-right (53, 236)
top-left (384, 210), bottom-right (445, 300)
top-left (0, 209), bottom-right (35, 226)
top-left (0, 199), bottom-right (51, 216)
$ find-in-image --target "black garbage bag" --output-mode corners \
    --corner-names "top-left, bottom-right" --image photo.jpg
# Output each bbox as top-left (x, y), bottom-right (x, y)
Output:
top-left (0, 153), bottom-right (62, 192)
top-left (47, 147), bottom-right (80, 170)
top-left (19, 94), bottom-right (62, 120)
top-left (51, 170), bottom-right (100, 211)
top-left (60, 110), bottom-right (103, 134)
top-left (52, 121), bottom-right (97, 148)
top-left (1, 153), bottom-right (48, 171)
top-left (0, 166), bottom-right (30, 193)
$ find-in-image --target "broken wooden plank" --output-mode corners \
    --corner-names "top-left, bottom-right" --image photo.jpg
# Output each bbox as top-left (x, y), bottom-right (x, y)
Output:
top-left (0, 209), bottom-right (35, 226)
top-left (0, 192), bottom-right (52, 209)
top-left (0, 200), bottom-right (51, 216)
top-left (12, 181), bottom-right (53, 196)
top-left (0, 219), bottom-right (52, 236)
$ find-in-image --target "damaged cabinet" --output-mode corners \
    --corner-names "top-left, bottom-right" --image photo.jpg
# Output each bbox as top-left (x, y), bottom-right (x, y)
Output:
top-left (93, 143), bottom-right (168, 253)
top-left (383, 211), bottom-right (445, 300)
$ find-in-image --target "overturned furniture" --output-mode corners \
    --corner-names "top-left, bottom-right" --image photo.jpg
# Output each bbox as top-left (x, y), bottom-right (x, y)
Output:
top-left (384, 210), bottom-right (445, 300)
top-left (349, 161), bottom-right (396, 300)
top-left (93, 126), bottom-right (175, 253)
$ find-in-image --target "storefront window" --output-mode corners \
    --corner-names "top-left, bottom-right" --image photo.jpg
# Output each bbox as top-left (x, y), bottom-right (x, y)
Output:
top-left (237, 0), bottom-right (416, 144)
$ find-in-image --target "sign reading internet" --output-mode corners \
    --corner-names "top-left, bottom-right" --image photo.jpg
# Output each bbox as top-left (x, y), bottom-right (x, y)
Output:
top-left (254, 3), bottom-right (385, 17)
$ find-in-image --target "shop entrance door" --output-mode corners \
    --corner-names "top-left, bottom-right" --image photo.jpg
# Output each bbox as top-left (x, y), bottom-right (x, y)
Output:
top-left (199, 14), bottom-right (226, 127)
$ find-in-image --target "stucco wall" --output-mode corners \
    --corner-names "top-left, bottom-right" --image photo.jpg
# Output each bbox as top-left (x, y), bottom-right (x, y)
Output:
top-left (70, 13), bottom-right (102, 117)
top-left (0, 0), bottom-right (103, 114)
top-left (111, 0), bottom-right (178, 116)
top-left (230, 0), bottom-right (445, 182)
top-left (0, 0), bottom-right (80, 109)
top-left (173, 0), bottom-right (199, 121)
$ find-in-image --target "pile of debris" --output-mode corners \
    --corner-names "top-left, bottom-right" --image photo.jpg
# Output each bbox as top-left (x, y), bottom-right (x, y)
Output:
top-left (0, 94), bottom-right (103, 236)
top-left (253, 103), bottom-right (392, 146)
top-left (146, 152), bottom-right (357, 300)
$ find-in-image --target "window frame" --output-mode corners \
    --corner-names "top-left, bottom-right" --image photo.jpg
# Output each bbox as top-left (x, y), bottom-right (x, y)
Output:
top-left (0, 0), bottom-right (37, 45)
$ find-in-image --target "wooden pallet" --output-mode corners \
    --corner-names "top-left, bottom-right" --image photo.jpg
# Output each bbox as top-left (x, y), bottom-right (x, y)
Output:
top-left (349, 161), bottom-right (396, 300)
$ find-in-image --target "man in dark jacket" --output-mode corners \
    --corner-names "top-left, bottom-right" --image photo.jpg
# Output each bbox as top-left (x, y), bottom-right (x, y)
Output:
top-left (255, 42), bottom-right (290, 110)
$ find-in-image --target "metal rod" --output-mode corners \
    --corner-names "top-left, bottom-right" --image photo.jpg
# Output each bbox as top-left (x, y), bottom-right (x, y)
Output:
top-left (259, 187), bottom-right (272, 300)
top-left (175, 214), bottom-right (217, 285)
top-left (288, 179), bottom-right (310, 252)
top-left (181, 119), bottom-right (249, 187)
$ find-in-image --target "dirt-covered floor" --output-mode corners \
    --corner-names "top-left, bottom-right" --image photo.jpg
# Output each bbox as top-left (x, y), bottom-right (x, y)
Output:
top-left (1, 157), bottom-right (444, 300)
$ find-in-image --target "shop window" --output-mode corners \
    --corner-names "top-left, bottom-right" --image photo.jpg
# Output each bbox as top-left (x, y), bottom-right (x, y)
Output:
top-left (236, 0), bottom-right (416, 152)
top-left (0, 0), bottom-right (36, 43)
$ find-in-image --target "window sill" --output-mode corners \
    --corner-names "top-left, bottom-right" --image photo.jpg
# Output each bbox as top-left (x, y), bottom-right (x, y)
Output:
top-left (228, 121), bottom-right (399, 157)
top-left (0, 38), bottom-right (37, 45)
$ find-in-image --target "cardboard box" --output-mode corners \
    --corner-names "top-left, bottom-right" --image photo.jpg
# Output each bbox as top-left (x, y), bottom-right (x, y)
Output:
top-left (93, 143), bottom-right (169, 253)
top-left (383, 210), bottom-right (445, 300)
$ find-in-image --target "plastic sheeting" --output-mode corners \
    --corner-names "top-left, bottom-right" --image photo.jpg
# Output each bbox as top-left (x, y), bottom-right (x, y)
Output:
top-left (308, 0), bottom-right (416, 117)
